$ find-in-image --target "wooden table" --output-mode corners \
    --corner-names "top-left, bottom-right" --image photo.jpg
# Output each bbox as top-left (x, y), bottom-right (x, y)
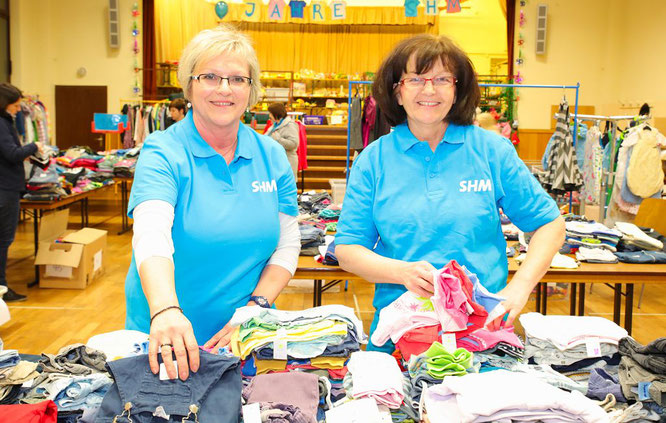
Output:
top-left (294, 256), bottom-right (666, 335)
top-left (20, 184), bottom-right (113, 285)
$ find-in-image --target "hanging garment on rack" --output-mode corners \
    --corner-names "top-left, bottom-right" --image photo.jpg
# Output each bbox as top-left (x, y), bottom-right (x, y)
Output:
top-left (296, 120), bottom-right (308, 171)
top-left (581, 124), bottom-right (603, 204)
top-left (541, 101), bottom-right (583, 193)
top-left (361, 95), bottom-right (377, 148)
top-left (373, 104), bottom-right (392, 142)
top-left (612, 125), bottom-right (655, 215)
top-left (620, 145), bottom-right (661, 206)
top-left (574, 122), bottom-right (588, 172)
top-left (349, 95), bottom-right (363, 150)
top-left (626, 127), bottom-right (664, 198)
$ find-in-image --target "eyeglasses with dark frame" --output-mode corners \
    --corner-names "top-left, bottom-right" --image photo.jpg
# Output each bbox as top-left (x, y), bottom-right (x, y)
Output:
top-left (191, 73), bottom-right (252, 89)
top-left (397, 76), bottom-right (457, 88)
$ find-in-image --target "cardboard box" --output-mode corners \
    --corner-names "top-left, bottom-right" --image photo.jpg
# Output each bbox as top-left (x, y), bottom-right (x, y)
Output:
top-left (35, 209), bottom-right (107, 289)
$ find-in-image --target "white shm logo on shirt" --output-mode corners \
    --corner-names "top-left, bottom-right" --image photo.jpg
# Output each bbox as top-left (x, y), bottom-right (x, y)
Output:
top-left (251, 180), bottom-right (277, 193)
top-left (459, 179), bottom-right (492, 192)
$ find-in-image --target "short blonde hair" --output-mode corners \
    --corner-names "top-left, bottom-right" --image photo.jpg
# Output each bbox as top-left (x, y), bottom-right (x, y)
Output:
top-left (177, 25), bottom-right (262, 108)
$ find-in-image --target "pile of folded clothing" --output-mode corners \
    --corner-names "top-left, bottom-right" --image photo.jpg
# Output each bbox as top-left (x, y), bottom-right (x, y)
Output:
top-left (55, 146), bottom-right (96, 168)
top-left (342, 351), bottom-right (406, 413)
top-left (565, 217), bottom-right (623, 253)
top-left (23, 166), bottom-right (67, 201)
top-left (618, 336), bottom-right (666, 407)
top-left (402, 343), bottom-right (474, 419)
top-left (19, 344), bottom-right (113, 421)
top-left (318, 204), bottom-right (341, 232)
top-left (299, 221), bottom-right (326, 256)
top-left (228, 305), bottom-right (366, 419)
top-left (113, 158), bottom-right (137, 177)
top-left (95, 154), bottom-right (121, 177)
top-left (423, 370), bottom-right (609, 422)
top-left (614, 222), bottom-right (666, 264)
top-left (520, 313), bottom-right (627, 387)
top-left (298, 190), bottom-right (332, 218)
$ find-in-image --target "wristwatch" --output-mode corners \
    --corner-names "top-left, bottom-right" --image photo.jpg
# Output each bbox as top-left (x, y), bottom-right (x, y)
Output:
top-left (249, 295), bottom-right (271, 308)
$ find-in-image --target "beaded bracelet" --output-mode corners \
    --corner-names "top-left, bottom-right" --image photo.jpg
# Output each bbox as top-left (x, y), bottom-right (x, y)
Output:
top-left (150, 305), bottom-right (183, 326)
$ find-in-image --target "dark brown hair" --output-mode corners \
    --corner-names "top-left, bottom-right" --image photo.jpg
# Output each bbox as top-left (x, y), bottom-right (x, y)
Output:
top-left (268, 102), bottom-right (287, 120)
top-left (169, 98), bottom-right (188, 113)
top-left (0, 83), bottom-right (23, 114)
top-left (373, 34), bottom-right (480, 126)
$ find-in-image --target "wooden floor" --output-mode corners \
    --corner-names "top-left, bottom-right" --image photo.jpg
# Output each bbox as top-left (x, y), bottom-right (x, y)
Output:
top-left (2, 189), bottom-right (665, 355)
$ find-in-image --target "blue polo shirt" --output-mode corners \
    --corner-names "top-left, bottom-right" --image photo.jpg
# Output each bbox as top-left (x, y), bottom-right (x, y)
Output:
top-left (124, 111), bottom-right (298, 343)
top-left (336, 122), bottom-right (559, 349)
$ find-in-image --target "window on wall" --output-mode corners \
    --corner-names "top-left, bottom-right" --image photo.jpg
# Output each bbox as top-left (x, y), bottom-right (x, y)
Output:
top-left (0, 0), bottom-right (8, 83)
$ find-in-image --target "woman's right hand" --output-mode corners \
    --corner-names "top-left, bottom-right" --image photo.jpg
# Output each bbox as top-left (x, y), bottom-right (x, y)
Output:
top-left (398, 261), bottom-right (437, 298)
top-left (148, 308), bottom-right (200, 381)
top-left (34, 142), bottom-right (44, 153)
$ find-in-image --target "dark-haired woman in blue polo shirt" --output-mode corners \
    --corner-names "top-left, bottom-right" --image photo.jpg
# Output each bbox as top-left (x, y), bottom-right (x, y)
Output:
top-left (336, 34), bottom-right (565, 353)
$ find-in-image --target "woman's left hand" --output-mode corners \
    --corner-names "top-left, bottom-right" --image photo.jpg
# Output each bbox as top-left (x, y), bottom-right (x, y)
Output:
top-left (203, 323), bottom-right (235, 352)
top-left (487, 278), bottom-right (532, 331)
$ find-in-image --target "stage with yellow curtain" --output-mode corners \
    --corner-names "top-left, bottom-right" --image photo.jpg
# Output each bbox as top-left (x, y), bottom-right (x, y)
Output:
top-left (155, 0), bottom-right (439, 75)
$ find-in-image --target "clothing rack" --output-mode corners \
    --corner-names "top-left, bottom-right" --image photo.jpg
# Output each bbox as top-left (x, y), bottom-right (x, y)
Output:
top-left (345, 82), bottom-right (582, 211)
top-left (346, 80), bottom-right (374, 181)
top-left (562, 114), bottom-right (651, 221)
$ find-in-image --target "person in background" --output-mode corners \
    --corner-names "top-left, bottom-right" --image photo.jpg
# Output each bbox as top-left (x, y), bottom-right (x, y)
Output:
top-left (168, 98), bottom-right (188, 124)
top-left (266, 103), bottom-right (299, 179)
top-left (0, 83), bottom-right (43, 302)
top-left (124, 25), bottom-right (300, 381)
top-left (335, 34), bottom-right (565, 352)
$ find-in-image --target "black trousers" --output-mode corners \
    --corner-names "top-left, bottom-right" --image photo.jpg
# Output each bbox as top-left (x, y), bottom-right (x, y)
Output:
top-left (0, 189), bottom-right (20, 287)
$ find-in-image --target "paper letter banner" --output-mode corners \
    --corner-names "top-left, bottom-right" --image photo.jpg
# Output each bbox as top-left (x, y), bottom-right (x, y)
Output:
top-left (404, 0), bottom-right (420, 17)
top-left (330, 0), bottom-right (347, 20)
top-left (311, 0), bottom-right (326, 21)
top-left (447, 0), bottom-right (462, 13)
top-left (268, 0), bottom-right (286, 20)
top-left (425, 0), bottom-right (437, 15)
top-left (243, 0), bottom-right (259, 20)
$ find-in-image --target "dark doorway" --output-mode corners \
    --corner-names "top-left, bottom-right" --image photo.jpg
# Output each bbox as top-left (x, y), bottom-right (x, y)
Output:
top-left (55, 85), bottom-right (107, 151)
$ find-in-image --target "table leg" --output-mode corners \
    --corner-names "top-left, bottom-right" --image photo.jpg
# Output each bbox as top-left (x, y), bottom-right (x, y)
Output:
top-left (625, 283), bottom-right (634, 335)
top-left (570, 283), bottom-right (577, 316)
top-left (29, 209), bottom-right (40, 287)
top-left (117, 180), bottom-right (132, 235)
top-left (535, 283), bottom-right (541, 313)
top-left (80, 199), bottom-right (85, 227)
top-left (541, 282), bottom-right (548, 315)
top-left (613, 283), bottom-right (622, 325)
top-left (313, 279), bottom-right (322, 307)
top-left (578, 283), bottom-right (585, 316)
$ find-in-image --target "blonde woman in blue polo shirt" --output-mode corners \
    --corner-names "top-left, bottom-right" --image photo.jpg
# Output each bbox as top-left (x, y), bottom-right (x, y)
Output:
top-left (336, 34), bottom-right (565, 353)
top-left (124, 26), bottom-right (300, 380)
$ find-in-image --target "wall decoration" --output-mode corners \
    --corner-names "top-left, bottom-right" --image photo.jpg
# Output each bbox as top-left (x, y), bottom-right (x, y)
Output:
top-left (447, 0), bottom-right (462, 13)
top-left (330, 0), bottom-right (347, 20)
top-left (267, 0), bottom-right (286, 20)
top-left (310, 0), bottom-right (326, 21)
top-left (404, 0), bottom-right (420, 17)
top-left (215, 1), bottom-right (229, 19)
top-left (132, 2), bottom-right (141, 95)
top-left (289, 0), bottom-right (306, 18)
top-left (425, 0), bottom-right (438, 15)
top-left (244, 0), bottom-right (259, 20)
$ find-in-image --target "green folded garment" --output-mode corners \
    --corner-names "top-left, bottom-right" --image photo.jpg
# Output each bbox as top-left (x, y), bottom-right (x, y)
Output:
top-left (423, 343), bottom-right (473, 379)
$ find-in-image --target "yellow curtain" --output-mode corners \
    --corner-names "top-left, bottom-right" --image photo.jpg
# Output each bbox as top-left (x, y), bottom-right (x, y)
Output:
top-left (156, 0), bottom-right (437, 74)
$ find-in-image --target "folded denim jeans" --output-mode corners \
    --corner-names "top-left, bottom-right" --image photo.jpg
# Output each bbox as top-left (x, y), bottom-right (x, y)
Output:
top-left (95, 351), bottom-right (241, 422)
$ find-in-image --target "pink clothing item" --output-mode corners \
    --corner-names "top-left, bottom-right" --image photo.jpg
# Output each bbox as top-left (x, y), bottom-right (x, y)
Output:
top-left (456, 327), bottom-right (524, 352)
top-left (296, 121), bottom-right (308, 171)
top-left (361, 96), bottom-right (376, 148)
top-left (432, 267), bottom-right (472, 332)
top-left (348, 351), bottom-right (405, 409)
top-left (370, 291), bottom-right (439, 347)
top-left (432, 261), bottom-right (488, 335)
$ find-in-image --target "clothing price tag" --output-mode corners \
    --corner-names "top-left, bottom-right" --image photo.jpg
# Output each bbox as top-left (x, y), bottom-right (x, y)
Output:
top-left (242, 403), bottom-right (262, 423)
top-left (441, 333), bottom-right (457, 353)
top-left (326, 398), bottom-right (383, 423)
top-left (159, 362), bottom-right (178, 380)
top-left (638, 382), bottom-right (652, 401)
top-left (585, 337), bottom-right (602, 358)
top-left (273, 328), bottom-right (288, 360)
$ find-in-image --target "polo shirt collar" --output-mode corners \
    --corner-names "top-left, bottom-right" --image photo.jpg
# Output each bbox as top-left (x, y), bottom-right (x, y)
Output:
top-left (185, 111), bottom-right (254, 160)
top-left (396, 121), bottom-right (466, 152)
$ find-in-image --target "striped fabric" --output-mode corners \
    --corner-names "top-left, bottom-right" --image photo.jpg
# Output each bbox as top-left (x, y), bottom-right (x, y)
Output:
top-left (541, 101), bottom-right (583, 194)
